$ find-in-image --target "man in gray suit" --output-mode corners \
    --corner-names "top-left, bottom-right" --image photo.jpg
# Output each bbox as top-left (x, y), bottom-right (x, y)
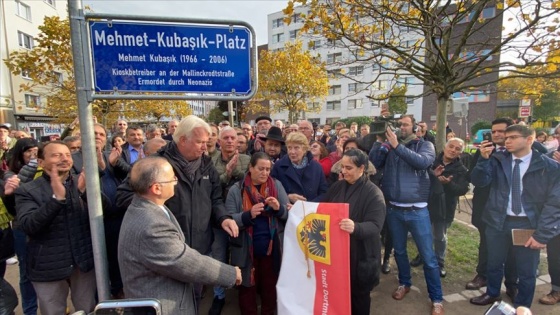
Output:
top-left (118, 157), bottom-right (242, 315)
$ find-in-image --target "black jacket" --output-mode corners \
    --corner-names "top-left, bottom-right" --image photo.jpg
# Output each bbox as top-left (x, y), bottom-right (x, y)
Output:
top-left (15, 173), bottom-right (105, 282)
top-left (116, 143), bottom-right (230, 255)
top-left (323, 176), bottom-right (386, 291)
top-left (429, 153), bottom-right (469, 223)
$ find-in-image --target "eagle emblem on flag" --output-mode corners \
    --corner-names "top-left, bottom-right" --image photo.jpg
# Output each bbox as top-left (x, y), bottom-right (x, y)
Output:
top-left (297, 213), bottom-right (331, 265)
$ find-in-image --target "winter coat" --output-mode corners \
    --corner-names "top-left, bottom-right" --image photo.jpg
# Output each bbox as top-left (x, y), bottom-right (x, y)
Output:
top-left (471, 150), bottom-right (560, 244)
top-left (323, 176), bottom-right (386, 291)
top-left (115, 143), bottom-right (230, 255)
top-left (271, 151), bottom-right (328, 202)
top-left (15, 173), bottom-right (107, 282)
top-left (378, 139), bottom-right (435, 204)
top-left (428, 153), bottom-right (469, 223)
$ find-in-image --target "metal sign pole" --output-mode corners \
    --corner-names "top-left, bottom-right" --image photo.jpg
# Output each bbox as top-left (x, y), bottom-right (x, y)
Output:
top-left (68, 0), bottom-right (110, 301)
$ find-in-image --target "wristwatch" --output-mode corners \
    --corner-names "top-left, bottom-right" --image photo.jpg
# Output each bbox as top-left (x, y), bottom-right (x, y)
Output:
top-left (53, 194), bottom-right (66, 201)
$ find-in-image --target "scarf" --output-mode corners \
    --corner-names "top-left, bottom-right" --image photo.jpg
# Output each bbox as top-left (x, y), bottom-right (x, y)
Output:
top-left (241, 172), bottom-right (279, 284)
top-left (166, 141), bottom-right (201, 181)
top-left (400, 134), bottom-right (418, 145)
top-left (291, 156), bottom-right (309, 169)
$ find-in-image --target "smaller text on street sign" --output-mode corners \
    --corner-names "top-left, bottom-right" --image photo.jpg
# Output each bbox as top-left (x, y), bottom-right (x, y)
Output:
top-left (89, 21), bottom-right (252, 95)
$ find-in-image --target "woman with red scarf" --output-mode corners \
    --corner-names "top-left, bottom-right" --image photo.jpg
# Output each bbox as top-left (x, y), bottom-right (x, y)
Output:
top-left (226, 152), bottom-right (289, 315)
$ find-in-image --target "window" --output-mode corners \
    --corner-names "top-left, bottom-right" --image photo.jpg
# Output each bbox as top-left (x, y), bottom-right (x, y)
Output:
top-left (348, 83), bottom-right (363, 92)
top-left (348, 99), bottom-right (363, 109)
top-left (309, 40), bottom-right (322, 50)
top-left (21, 69), bottom-right (31, 79)
top-left (272, 33), bottom-right (284, 44)
top-left (308, 102), bottom-right (321, 110)
top-left (272, 18), bottom-right (284, 28)
top-left (16, 1), bottom-right (31, 20)
top-left (348, 66), bottom-right (364, 76)
top-left (289, 30), bottom-right (299, 40)
top-left (372, 63), bottom-right (380, 71)
top-left (328, 69), bottom-right (342, 79)
top-left (482, 7), bottom-right (495, 19)
top-left (18, 31), bottom-right (33, 49)
top-left (326, 101), bottom-right (341, 111)
top-left (328, 85), bottom-right (341, 95)
top-left (327, 52), bottom-right (342, 64)
top-left (44, 0), bottom-right (55, 6)
top-left (25, 94), bottom-right (41, 107)
top-left (452, 91), bottom-right (490, 103)
top-left (406, 96), bottom-right (415, 104)
top-left (52, 71), bottom-right (63, 86)
top-left (292, 14), bottom-right (303, 24)
top-left (397, 77), bottom-right (414, 87)
top-left (377, 80), bottom-right (388, 90)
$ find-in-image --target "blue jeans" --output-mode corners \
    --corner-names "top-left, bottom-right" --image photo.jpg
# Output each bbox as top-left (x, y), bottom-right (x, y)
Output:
top-left (13, 227), bottom-right (38, 315)
top-left (387, 206), bottom-right (443, 302)
top-left (485, 218), bottom-right (540, 308)
top-left (211, 228), bottom-right (229, 299)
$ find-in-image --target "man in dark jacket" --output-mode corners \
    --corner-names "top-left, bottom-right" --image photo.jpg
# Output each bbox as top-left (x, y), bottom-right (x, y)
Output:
top-left (373, 115), bottom-right (444, 315)
top-left (470, 125), bottom-right (560, 308)
top-left (71, 123), bottom-right (129, 299)
top-left (115, 115), bottom-right (238, 309)
top-left (423, 138), bottom-right (469, 277)
top-left (15, 141), bottom-right (99, 315)
top-left (466, 117), bottom-right (518, 293)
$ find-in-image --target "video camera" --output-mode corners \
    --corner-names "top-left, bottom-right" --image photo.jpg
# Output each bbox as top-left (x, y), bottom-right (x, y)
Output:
top-left (358, 115), bottom-right (402, 151)
top-left (369, 115), bottom-right (401, 138)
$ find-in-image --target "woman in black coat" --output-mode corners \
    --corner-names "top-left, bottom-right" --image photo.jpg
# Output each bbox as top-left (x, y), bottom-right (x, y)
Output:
top-left (323, 149), bottom-right (386, 315)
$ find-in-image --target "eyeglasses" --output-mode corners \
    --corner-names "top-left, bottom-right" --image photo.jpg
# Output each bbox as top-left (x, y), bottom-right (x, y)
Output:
top-left (152, 176), bottom-right (178, 186)
top-left (504, 135), bottom-right (527, 141)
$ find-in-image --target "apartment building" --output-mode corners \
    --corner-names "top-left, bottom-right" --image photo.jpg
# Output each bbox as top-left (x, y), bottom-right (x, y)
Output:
top-left (1, 0), bottom-right (67, 137)
top-left (266, 5), bottom-right (425, 125)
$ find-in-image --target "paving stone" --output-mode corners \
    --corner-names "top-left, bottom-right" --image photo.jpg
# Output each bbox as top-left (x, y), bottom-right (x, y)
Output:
top-left (460, 290), bottom-right (483, 299)
top-left (538, 274), bottom-right (551, 283)
top-left (444, 293), bottom-right (465, 303)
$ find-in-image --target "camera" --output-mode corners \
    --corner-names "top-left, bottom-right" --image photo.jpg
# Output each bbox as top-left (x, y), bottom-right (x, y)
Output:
top-left (370, 115), bottom-right (400, 138)
top-left (483, 131), bottom-right (492, 142)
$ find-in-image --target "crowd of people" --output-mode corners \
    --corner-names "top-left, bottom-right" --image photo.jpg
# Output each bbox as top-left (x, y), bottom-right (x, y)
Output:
top-left (0, 116), bottom-right (559, 315)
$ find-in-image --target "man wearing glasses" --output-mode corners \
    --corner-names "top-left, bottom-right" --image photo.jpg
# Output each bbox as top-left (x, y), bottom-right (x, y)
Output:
top-left (470, 124), bottom-right (560, 308)
top-left (119, 157), bottom-right (241, 315)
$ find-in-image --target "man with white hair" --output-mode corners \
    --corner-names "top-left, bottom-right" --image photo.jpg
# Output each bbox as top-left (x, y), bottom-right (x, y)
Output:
top-left (116, 115), bottom-right (238, 310)
top-left (275, 119), bottom-right (284, 130)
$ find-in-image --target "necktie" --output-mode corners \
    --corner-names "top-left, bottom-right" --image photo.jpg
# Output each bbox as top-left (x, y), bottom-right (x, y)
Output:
top-left (498, 146), bottom-right (506, 154)
top-left (511, 159), bottom-right (522, 215)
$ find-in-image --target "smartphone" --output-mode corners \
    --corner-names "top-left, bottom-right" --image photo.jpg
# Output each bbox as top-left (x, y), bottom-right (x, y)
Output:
top-left (482, 131), bottom-right (492, 142)
top-left (94, 299), bottom-right (162, 315)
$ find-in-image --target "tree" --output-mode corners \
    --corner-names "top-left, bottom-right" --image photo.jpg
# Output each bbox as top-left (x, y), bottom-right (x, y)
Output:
top-left (387, 85), bottom-right (408, 115)
top-left (250, 41), bottom-right (329, 123)
top-left (5, 16), bottom-right (191, 124)
top-left (534, 90), bottom-right (560, 121)
top-left (207, 107), bottom-right (225, 124)
top-left (286, 0), bottom-right (560, 150)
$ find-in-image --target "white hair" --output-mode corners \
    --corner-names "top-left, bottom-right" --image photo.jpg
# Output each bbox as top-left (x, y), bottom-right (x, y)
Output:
top-left (446, 137), bottom-right (465, 148)
top-left (173, 115), bottom-right (211, 143)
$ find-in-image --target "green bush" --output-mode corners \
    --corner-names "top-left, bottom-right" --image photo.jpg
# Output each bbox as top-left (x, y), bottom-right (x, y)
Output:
top-left (470, 119), bottom-right (491, 135)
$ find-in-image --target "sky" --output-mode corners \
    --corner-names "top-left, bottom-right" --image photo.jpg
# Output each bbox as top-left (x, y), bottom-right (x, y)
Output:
top-left (83, 0), bottom-right (289, 45)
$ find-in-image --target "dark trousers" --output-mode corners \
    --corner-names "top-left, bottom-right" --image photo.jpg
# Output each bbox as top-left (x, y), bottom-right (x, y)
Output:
top-left (485, 218), bottom-right (540, 308)
top-left (381, 220), bottom-right (393, 261)
top-left (547, 234), bottom-right (560, 291)
top-left (351, 288), bottom-right (371, 315)
top-left (475, 221), bottom-right (517, 289)
top-left (105, 218), bottom-right (123, 297)
top-left (238, 255), bottom-right (277, 315)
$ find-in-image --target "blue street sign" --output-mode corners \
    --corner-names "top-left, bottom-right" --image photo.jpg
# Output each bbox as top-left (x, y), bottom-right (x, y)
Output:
top-left (89, 21), bottom-right (252, 95)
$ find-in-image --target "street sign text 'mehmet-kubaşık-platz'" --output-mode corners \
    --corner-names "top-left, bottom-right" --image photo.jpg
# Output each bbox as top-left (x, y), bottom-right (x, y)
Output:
top-left (88, 20), bottom-right (253, 95)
